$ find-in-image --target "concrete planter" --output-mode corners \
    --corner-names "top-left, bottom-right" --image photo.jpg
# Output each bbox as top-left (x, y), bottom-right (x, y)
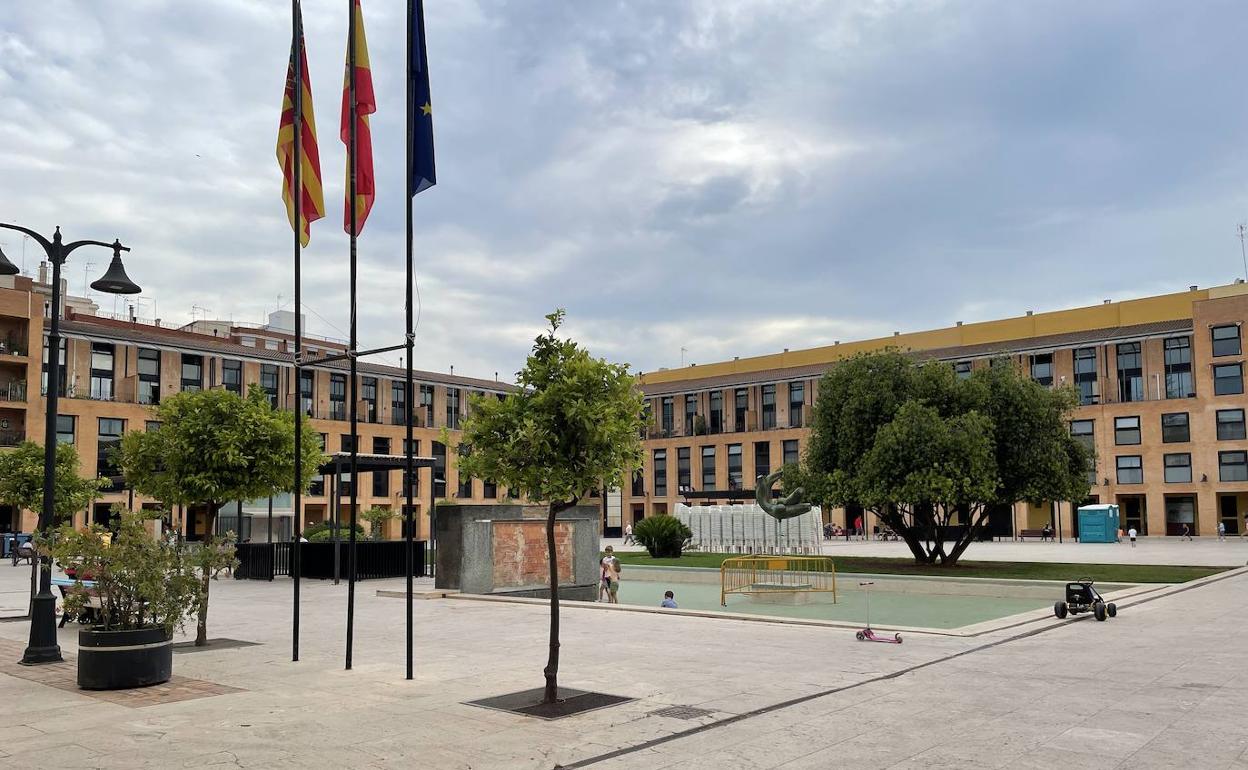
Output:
top-left (78, 627), bottom-right (172, 690)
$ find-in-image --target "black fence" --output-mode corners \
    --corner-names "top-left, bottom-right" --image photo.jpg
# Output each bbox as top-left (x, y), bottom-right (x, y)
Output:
top-left (235, 541), bottom-right (426, 581)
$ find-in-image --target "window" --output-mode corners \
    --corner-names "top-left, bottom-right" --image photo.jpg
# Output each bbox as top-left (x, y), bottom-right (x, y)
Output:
top-left (1116, 343), bottom-right (1142, 403)
top-left (372, 438), bottom-right (390, 497)
top-left (222, 359), bottom-right (242, 395)
top-left (340, 434), bottom-right (355, 452)
top-left (734, 389), bottom-right (748, 432)
top-left (630, 470), bottom-right (644, 497)
top-left (1212, 324), bottom-right (1241, 357)
top-left (709, 391), bottom-right (723, 434)
top-left (761, 385), bottom-right (776, 430)
top-left (361, 377), bottom-right (378, 423)
top-left (259, 363), bottom-right (278, 406)
top-left (653, 449), bottom-right (667, 496)
top-left (419, 384), bottom-right (434, 426)
top-left (700, 446), bottom-right (716, 491)
top-left (137, 348), bottom-right (160, 405)
top-left (432, 441), bottom-right (446, 497)
top-left (789, 382), bottom-right (805, 428)
top-left (783, 439), bottom-right (799, 466)
top-left (97, 418), bottom-right (125, 479)
top-left (391, 381), bottom-right (406, 425)
top-left (300, 370), bottom-right (315, 416)
top-left (330, 374), bottom-right (347, 420)
top-left (1163, 453), bottom-right (1192, 483)
top-left (90, 342), bottom-right (114, 400)
top-left (482, 479), bottom-right (497, 499)
top-left (1214, 363), bottom-right (1244, 396)
top-left (446, 388), bottom-right (461, 430)
top-left (684, 394), bottom-right (698, 436)
top-left (1217, 409), bottom-right (1246, 441)
top-left (1070, 420), bottom-right (1095, 484)
top-left (727, 444), bottom-right (743, 489)
top-left (42, 337), bottom-right (67, 396)
top-left (661, 396), bottom-right (674, 436)
top-left (677, 447), bottom-right (691, 491)
top-left (179, 354), bottom-right (203, 393)
top-left (1114, 416), bottom-right (1141, 445)
top-left (754, 442), bottom-right (771, 479)
top-left (1163, 336), bottom-right (1194, 398)
top-left (1116, 455), bottom-right (1143, 485)
top-left (1161, 413), bottom-right (1189, 443)
top-left (56, 415), bottom-right (75, 444)
top-left (1030, 353), bottom-right (1053, 387)
top-left (1220, 451), bottom-right (1248, 482)
top-left (1073, 347), bottom-right (1098, 405)
top-left (145, 420), bottom-right (161, 432)
top-left (955, 361), bottom-right (972, 380)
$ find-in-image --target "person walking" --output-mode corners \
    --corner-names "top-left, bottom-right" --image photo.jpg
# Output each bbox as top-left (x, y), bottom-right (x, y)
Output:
top-left (599, 546), bottom-right (616, 602)
top-left (854, 514), bottom-right (864, 541)
top-left (1181, 523), bottom-right (1193, 541)
top-left (1217, 521), bottom-right (1226, 541)
top-left (1128, 527), bottom-right (1137, 548)
top-left (623, 523), bottom-right (635, 546)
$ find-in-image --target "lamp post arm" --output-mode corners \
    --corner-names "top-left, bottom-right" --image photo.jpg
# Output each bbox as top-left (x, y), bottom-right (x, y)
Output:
top-left (0, 223), bottom-right (52, 255)
top-left (64, 239), bottom-right (128, 257)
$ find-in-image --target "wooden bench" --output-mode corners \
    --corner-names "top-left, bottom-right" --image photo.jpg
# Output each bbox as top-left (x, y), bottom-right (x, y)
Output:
top-left (53, 577), bottom-right (102, 627)
top-left (1018, 529), bottom-right (1052, 541)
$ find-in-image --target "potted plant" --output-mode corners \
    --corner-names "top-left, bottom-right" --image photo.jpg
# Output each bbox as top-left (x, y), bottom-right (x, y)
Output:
top-left (42, 507), bottom-right (199, 690)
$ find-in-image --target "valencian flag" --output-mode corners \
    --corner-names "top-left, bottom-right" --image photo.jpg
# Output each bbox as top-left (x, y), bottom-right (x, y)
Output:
top-left (276, 3), bottom-right (325, 247)
top-left (409, 0), bottom-right (436, 195)
top-left (342, 0), bottom-right (376, 235)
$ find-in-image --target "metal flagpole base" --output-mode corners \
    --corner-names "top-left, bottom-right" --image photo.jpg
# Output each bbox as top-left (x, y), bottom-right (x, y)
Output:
top-left (21, 593), bottom-right (63, 665)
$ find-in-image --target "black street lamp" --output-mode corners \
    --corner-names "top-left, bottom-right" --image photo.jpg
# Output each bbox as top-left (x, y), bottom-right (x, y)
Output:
top-left (0, 223), bottom-right (140, 666)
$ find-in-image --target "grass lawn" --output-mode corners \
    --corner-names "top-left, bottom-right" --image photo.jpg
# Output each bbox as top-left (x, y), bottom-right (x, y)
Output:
top-left (610, 552), bottom-right (1225, 584)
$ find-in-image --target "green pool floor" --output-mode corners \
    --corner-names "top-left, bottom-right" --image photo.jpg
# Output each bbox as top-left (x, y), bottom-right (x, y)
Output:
top-left (614, 581), bottom-right (1052, 629)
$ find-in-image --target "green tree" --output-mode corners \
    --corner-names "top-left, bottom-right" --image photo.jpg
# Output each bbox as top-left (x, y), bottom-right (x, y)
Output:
top-left (0, 441), bottom-right (108, 524)
top-left (118, 387), bottom-right (325, 645)
top-left (801, 350), bottom-right (1090, 565)
top-left (458, 310), bottom-right (645, 703)
top-left (360, 506), bottom-right (396, 540)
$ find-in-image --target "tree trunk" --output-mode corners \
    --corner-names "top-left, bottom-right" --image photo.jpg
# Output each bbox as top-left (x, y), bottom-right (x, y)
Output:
top-left (543, 499), bottom-right (576, 704)
top-left (944, 507), bottom-right (988, 566)
top-left (195, 573), bottom-right (210, 646)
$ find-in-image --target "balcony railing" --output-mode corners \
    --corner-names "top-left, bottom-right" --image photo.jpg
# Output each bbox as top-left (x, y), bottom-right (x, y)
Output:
top-left (0, 381), bottom-right (27, 402)
top-left (0, 430), bottom-right (24, 447)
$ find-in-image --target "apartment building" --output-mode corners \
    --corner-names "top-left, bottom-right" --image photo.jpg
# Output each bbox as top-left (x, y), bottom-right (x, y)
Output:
top-left (0, 272), bottom-right (515, 541)
top-left (629, 282), bottom-right (1248, 539)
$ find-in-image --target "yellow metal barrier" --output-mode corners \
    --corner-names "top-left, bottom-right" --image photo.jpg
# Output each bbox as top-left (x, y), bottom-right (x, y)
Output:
top-left (720, 556), bottom-right (837, 606)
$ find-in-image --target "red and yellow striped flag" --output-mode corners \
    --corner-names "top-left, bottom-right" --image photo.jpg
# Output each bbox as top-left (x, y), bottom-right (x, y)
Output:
top-left (276, 6), bottom-right (325, 247)
top-left (341, 0), bottom-right (376, 235)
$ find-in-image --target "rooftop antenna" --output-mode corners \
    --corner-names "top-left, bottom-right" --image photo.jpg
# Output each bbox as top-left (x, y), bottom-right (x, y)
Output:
top-left (82, 261), bottom-right (95, 297)
top-left (680, 346), bottom-right (688, 367)
top-left (1238, 224), bottom-right (1248, 281)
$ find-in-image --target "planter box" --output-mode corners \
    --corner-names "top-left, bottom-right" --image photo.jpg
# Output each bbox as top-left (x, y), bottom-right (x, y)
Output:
top-left (78, 627), bottom-right (172, 690)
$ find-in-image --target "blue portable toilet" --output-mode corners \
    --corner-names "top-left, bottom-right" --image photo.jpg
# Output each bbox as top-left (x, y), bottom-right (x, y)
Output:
top-left (1077, 504), bottom-right (1120, 543)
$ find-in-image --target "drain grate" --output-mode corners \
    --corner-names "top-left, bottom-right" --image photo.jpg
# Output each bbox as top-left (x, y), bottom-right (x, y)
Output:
top-left (651, 705), bottom-right (715, 720)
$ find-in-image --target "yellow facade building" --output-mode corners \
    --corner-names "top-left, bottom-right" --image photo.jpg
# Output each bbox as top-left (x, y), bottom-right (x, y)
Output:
top-left (629, 282), bottom-right (1248, 539)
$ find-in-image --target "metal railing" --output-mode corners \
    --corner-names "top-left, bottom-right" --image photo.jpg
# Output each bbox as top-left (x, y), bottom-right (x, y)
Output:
top-left (0, 381), bottom-right (27, 402)
top-left (720, 555), bottom-right (837, 606)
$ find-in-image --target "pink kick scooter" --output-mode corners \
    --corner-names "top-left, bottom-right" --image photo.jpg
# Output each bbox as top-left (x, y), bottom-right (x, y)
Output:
top-left (855, 581), bottom-right (902, 644)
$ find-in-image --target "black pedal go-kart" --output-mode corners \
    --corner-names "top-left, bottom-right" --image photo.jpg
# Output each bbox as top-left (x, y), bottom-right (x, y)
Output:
top-left (1053, 578), bottom-right (1117, 622)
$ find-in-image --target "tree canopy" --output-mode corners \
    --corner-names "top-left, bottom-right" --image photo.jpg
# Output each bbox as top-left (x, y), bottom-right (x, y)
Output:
top-left (798, 350), bottom-right (1091, 565)
top-left (0, 441), bottom-right (108, 524)
top-left (119, 386), bottom-right (325, 521)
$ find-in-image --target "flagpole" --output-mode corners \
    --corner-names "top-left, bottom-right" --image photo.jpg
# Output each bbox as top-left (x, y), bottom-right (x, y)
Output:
top-left (291, 0), bottom-right (304, 664)
top-left (404, 0), bottom-right (416, 682)
top-left (345, 0), bottom-right (360, 673)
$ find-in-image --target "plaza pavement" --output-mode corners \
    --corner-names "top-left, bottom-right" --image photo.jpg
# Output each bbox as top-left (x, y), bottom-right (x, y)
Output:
top-left (604, 535), bottom-right (1248, 567)
top-left (1, 558), bottom-right (1247, 768)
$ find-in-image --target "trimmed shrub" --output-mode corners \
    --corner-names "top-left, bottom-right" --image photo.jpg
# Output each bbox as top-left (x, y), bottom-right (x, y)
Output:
top-left (303, 522), bottom-right (365, 542)
top-left (632, 515), bottom-right (693, 558)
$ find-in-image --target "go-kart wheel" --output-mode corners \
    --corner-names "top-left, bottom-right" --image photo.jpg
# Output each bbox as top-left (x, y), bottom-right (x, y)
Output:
top-left (856, 631), bottom-right (866, 641)
top-left (1093, 602), bottom-right (1107, 621)
top-left (1106, 603), bottom-right (1117, 618)
top-left (1054, 601), bottom-right (1068, 619)
top-left (895, 634), bottom-right (903, 644)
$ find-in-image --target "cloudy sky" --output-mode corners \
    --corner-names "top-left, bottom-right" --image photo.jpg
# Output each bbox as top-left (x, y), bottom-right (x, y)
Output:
top-left (2, 1), bottom-right (1246, 381)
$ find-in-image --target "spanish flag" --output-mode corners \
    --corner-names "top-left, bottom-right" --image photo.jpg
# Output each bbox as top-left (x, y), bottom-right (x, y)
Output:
top-left (276, 2), bottom-right (325, 247)
top-left (341, 0), bottom-right (376, 236)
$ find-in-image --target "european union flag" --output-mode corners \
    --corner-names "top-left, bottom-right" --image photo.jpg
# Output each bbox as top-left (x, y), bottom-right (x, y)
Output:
top-left (409, 0), bottom-right (436, 196)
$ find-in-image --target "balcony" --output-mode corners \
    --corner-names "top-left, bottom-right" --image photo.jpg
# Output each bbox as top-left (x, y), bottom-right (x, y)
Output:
top-left (0, 381), bottom-right (27, 402)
